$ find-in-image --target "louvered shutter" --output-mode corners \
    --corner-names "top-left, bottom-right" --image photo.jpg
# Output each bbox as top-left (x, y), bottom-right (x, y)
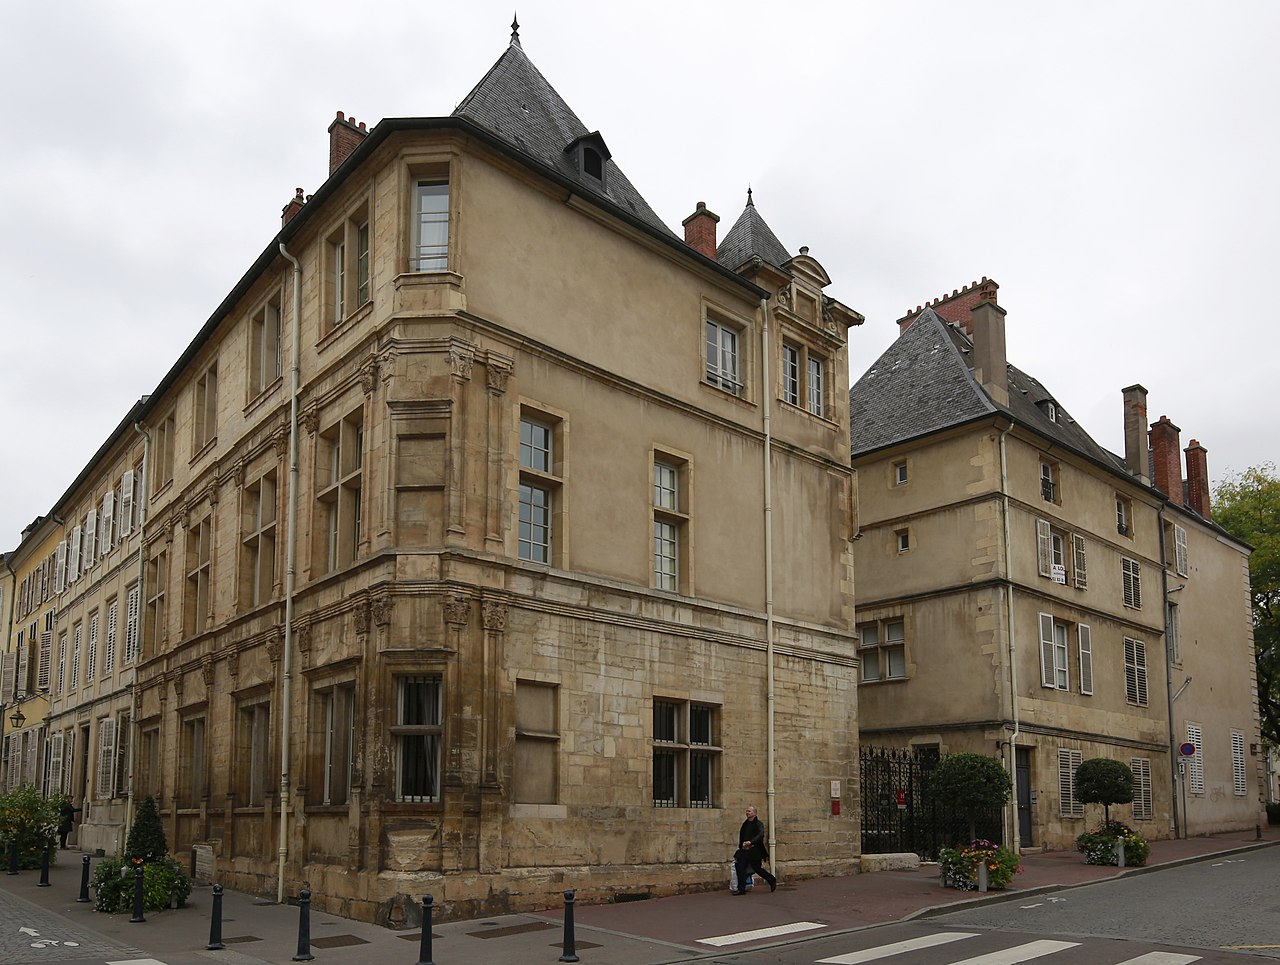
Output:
top-left (96, 719), bottom-right (116, 800)
top-left (1131, 757), bottom-right (1152, 819)
top-left (48, 732), bottom-right (64, 794)
top-left (1036, 519), bottom-right (1052, 577)
top-left (16, 642), bottom-right (29, 697)
top-left (68, 526), bottom-right (81, 582)
top-left (104, 599), bottom-right (118, 672)
top-left (84, 510), bottom-right (97, 565)
top-left (1078, 624), bottom-right (1093, 695)
top-left (85, 614), bottom-right (98, 683)
top-left (1133, 638), bottom-right (1147, 704)
top-left (1187, 723), bottom-right (1204, 794)
top-left (1039, 613), bottom-right (1057, 688)
top-left (1058, 748), bottom-right (1083, 817)
top-left (120, 470), bottom-right (135, 536)
top-left (37, 632), bottom-right (52, 689)
top-left (1232, 731), bottom-right (1246, 796)
top-left (1072, 534), bottom-right (1088, 589)
top-left (0, 653), bottom-right (14, 702)
top-left (124, 585), bottom-right (140, 663)
top-left (1175, 525), bottom-right (1189, 576)
top-left (55, 540), bottom-right (67, 592)
top-left (1124, 638), bottom-right (1137, 703)
top-left (101, 491), bottom-right (115, 550)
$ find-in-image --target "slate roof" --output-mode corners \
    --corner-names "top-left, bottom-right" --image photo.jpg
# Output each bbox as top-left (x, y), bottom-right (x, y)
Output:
top-left (453, 36), bottom-right (674, 237)
top-left (850, 308), bottom-right (1127, 477)
top-left (717, 193), bottom-right (792, 272)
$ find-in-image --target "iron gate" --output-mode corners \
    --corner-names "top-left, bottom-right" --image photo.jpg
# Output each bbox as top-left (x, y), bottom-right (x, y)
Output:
top-left (859, 745), bottom-right (1003, 859)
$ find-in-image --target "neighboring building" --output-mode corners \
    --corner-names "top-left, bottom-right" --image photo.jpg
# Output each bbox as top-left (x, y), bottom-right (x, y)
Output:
top-left (850, 280), bottom-right (1261, 851)
top-left (19, 26), bottom-right (862, 921)
top-left (2, 516), bottom-right (64, 800)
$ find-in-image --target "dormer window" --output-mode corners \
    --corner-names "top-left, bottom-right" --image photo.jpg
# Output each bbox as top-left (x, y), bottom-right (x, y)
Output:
top-left (1039, 400), bottom-right (1058, 423)
top-left (564, 131), bottom-right (611, 190)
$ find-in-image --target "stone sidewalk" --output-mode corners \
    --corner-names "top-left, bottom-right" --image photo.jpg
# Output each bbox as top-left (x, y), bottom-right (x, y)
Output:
top-left (0, 829), bottom-right (1273, 965)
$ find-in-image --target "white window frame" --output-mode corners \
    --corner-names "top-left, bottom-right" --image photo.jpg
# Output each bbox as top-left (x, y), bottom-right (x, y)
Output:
top-left (1174, 524), bottom-right (1189, 577)
top-left (705, 317), bottom-right (742, 395)
top-left (413, 179), bottom-right (450, 272)
top-left (858, 619), bottom-right (906, 683)
top-left (1039, 613), bottom-right (1069, 691)
top-left (781, 343), bottom-right (800, 406)
top-left (1077, 624), bottom-right (1093, 696)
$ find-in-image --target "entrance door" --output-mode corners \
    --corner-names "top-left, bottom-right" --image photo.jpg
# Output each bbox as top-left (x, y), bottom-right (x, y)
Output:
top-left (1016, 748), bottom-right (1033, 848)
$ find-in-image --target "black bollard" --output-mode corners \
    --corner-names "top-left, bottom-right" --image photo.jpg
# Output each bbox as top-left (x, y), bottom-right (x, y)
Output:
top-left (291, 888), bottom-right (315, 962)
top-left (6, 837), bottom-right (17, 875)
top-left (558, 889), bottom-right (579, 963)
top-left (1258, 823), bottom-right (1264, 841)
top-left (129, 864), bottom-right (146, 922)
top-left (206, 883), bottom-right (225, 950)
top-left (38, 842), bottom-right (51, 887)
top-left (415, 894), bottom-right (435, 965)
top-left (77, 854), bottom-right (91, 902)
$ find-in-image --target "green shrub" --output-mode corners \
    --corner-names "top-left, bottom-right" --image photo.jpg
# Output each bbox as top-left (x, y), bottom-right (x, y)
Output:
top-left (1075, 819), bottom-right (1150, 866)
top-left (0, 786), bottom-right (61, 870)
top-left (938, 838), bottom-right (1022, 890)
top-left (124, 795), bottom-right (169, 862)
top-left (91, 856), bottom-right (192, 913)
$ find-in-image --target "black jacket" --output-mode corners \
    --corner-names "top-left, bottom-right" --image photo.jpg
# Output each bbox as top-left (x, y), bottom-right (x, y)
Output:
top-left (737, 816), bottom-right (768, 862)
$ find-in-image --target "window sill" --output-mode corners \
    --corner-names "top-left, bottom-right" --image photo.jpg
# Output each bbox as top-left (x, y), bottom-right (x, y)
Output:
top-left (189, 437), bottom-right (217, 466)
top-left (244, 376), bottom-right (284, 417)
top-left (317, 299), bottom-right (376, 352)
top-left (858, 676), bottom-right (908, 685)
top-left (700, 379), bottom-right (754, 407)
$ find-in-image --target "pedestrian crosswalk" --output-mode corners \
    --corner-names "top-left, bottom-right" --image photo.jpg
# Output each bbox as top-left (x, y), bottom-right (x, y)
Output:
top-left (814, 931), bottom-right (1202, 965)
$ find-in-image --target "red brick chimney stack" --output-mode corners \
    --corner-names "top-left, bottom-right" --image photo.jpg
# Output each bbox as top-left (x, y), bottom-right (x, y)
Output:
top-left (1184, 439), bottom-right (1211, 518)
top-left (897, 277), bottom-right (999, 334)
top-left (281, 187), bottom-right (306, 226)
top-left (328, 111), bottom-right (369, 176)
top-left (1121, 384), bottom-right (1149, 484)
top-left (682, 201), bottom-right (720, 260)
top-left (1149, 416), bottom-right (1184, 507)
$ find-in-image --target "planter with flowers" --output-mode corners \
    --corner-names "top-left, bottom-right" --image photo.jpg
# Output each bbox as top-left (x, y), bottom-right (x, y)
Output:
top-left (1075, 819), bottom-right (1149, 866)
top-left (938, 838), bottom-right (1022, 890)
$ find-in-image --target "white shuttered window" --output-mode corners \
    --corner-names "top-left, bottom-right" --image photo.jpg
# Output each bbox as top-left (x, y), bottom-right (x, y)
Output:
top-left (1131, 757), bottom-right (1153, 819)
top-left (1058, 748), bottom-right (1084, 817)
top-left (1232, 730), bottom-right (1247, 796)
top-left (96, 718), bottom-right (116, 800)
top-left (1187, 722), bottom-right (1204, 794)
top-left (1124, 637), bottom-right (1148, 706)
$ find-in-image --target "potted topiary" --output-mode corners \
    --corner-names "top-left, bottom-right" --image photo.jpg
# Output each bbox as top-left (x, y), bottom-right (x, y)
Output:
top-left (929, 752), bottom-right (1021, 890)
top-left (90, 796), bottom-right (192, 913)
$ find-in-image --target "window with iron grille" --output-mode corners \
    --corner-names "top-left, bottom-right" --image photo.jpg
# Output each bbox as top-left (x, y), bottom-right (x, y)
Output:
top-left (392, 675), bottom-right (442, 803)
top-left (652, 699), bottom-right (719, 808)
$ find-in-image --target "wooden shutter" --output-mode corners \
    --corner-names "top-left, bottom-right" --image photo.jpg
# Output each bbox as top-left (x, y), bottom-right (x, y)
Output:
top-left (1072, 534), bottom-right (1088, 589)
top-left (68, 526), bottom-right (81, 582)
top-left (1125, 637), bottom-right (1148, 705)
top-left (124, 585), bottom-right (140, 663)
top-left (1130, 757), bottom-right (1152, 819)
top-left (85, 614), bottom-right (98, 683)
top-left (37, 632), bottom-right (52, 690)
top-left (1123, 558), bottom-right (1143, 608)
top-left (104, 599), bottom-right (118, 672)
top-left (1187, 722), bottom-right (1204, 794)
top-left (96, 718), bottom-right (116, 800)
top-left (55, 540), bottom-right (67, 592)
top-left (101, 490), bottom-right (115, 550)
top-left (1175, 524), bottom-right (1189, 576)
top-left (1078, 624), bottom-right (1093, 695)
top-left (84, 510), bottom-right (97, 565)
top-left (1232, 731), bottom-right (1246, 796)
top-left (1058, 748), bottom-right (1083, 817)
top-left (1039, 612), bottom-right (1057, 688)
top-left (1036, 519), bottom-right (1052, 577)
top-left (120, 470), bottom-right (135, 536)
top-left (15, 642), bottom-right (29, 696)
top-left (0, 653), bottom-right (14, 702)
top-left (48, 732), bottom-right (64, 794)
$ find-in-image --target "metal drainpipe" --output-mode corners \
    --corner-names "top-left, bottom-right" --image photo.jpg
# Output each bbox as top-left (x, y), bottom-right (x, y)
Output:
top-left (277, 242), bottom-right (302, 902)
top-left (1158, 508), bottom-right (1181, 838)
top-left (127, 418), bottom-right (151, 844)
top-left (998, 424), bottom-right (1021, 849)
top-left (759, 296), bottom-right (777, 865)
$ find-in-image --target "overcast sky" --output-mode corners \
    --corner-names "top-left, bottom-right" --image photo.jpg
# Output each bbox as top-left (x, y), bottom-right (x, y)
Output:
top-left (3, 1), bottom-right (1277, 549)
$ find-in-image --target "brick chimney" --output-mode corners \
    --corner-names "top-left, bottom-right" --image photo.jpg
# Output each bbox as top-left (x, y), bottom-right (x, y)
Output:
top-left (328, 111), bottom-right (368, 176)
top-left (682, 201), bottom-right (720, 260)
top-left (1121, 384), bottom-right (1149, 483)
top-left (969, 294), bottom-right (1008, 407)
top-left (281, 187), bottom-right (306, 226)
top-left (897, 277), bottom-right (999, 334)
top-left (1184, 439), bottom-right (1211, 518)
top-left (1149, 415), bottom-right (1184, 507)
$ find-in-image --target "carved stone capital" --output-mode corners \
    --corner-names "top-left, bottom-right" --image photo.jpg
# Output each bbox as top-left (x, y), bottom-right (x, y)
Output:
top-left (227, 459), bottom-right (246, 489)
top-left (378, 349), bottom-right (398, 388)
top-left (482, 601), bottom-right (508, 633)
top-left (226, 648), bottom-right (240, 679)
top-left (353, 597), bottom-right (372, 637)
top-left (443, 596), bottom-right (470, 627)
top-left (359, 358), bottom-right (378, 396)
top-left (450, 342), bottom-right (475, 382)
top-left (371, 594), bottom-right (393, 628)
top-left (485, 353), bottom-right (513, 395)
top-left (265, 631), bottom-right (282, 665)
top-left (300, 403), bottom-right (320, 436)
top-left (272, 424), bottom-right (290, 460)
top-left (200, 657), bottom-right (214, 688)
top-left (171, 672), bottom-right (184, 702)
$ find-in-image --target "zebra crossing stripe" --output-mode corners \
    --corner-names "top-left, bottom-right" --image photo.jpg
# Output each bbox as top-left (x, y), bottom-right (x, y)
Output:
top-left (947, 940), bottom-right (1080, 964)
top-left (1112, 954), bottom-right (1201, 964)
top-left (816, 931), bottom-right (980, 962)
top-left (697, 920), bottom-right (826, 946)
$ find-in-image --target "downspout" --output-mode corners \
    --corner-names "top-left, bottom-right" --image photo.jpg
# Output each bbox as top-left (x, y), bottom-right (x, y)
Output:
top-left (998, 424), bottom-right (1021, 849)
top-left (1158, 509), bottom-right (1181, 838)
top-left (1, 553), bottom-right (14, 787)
top-left (127, 418), bottom-right (151, 844)
top-left (277, 242), bottom-right (302, 902)
top-left (759, 296), bottom-right (777, 865)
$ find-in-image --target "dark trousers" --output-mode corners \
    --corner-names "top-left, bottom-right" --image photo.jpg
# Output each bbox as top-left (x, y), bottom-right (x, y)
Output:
top-left (734, 849), bottom-right (775, 890)
top-left (59, 828), bottom-right (70, 849)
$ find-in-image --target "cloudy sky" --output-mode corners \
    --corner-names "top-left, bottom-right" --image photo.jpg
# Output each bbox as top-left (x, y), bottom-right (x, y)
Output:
top-left (2, 1), bottom-right (1277, 547)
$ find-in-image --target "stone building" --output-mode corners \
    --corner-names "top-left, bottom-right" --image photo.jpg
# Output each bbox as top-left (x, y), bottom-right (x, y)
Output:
top-left (850, 280), bottom-right (1260, 851)
top-left (12, 26), bottom-right (863, 921)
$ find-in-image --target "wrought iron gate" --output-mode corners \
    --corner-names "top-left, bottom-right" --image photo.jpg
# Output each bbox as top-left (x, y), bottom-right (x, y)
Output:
top-left (859, 745), bottom-right (1003, 859)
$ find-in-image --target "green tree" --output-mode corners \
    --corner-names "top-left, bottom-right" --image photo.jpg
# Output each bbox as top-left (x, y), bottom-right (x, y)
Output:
top-left (1213, 463), bottom-right (1280, 745)
top-left (124, 795), bottom-right (169, 863)
top-left (1074, 757), bottom-right (1134, 822)
top-left (927, 752), bottom-right (1012, 843)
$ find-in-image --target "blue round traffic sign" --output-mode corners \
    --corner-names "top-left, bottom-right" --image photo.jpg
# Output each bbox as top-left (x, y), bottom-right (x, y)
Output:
top-left (1179, 741), bottom-right (1196, 757)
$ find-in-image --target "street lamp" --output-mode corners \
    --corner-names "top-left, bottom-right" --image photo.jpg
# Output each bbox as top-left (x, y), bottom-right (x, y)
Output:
top-left (9, 709), bottom-right (24, 729)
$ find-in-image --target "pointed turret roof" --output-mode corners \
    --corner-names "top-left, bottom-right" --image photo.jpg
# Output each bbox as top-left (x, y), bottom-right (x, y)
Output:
top-left (453, 33), bottom-right (673, 236)
top-left (716, 190), bottom-right (792, 272)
